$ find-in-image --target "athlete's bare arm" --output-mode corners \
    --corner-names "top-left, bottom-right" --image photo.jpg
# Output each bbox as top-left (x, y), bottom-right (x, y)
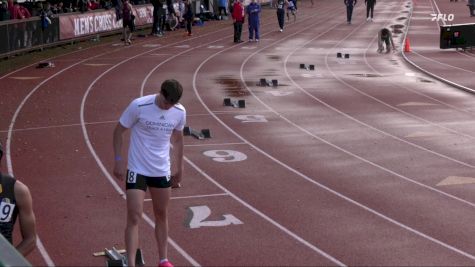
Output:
top-left (113, 122), bottom-right (128, 180)
top-left (14, 181), bottom-right (36, 256)
top-left (170, 129), bottom-right (184, 187)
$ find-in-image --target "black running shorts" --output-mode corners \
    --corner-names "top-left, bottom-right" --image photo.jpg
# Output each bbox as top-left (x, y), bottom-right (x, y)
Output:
top-left (125, 170), bottom-right (171, 190)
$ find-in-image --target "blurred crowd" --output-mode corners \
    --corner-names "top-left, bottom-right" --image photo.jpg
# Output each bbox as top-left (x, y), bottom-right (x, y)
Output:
top-left (0, 0), bottom-right (153, 21)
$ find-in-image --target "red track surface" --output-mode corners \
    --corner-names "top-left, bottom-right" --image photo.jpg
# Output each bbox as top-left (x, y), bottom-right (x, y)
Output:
top-left (2, 0), bottom-right (475, 266)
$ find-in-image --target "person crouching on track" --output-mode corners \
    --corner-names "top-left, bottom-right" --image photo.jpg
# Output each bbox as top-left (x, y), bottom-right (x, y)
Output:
top-left (247, 0), bottom-right (261, 42)
top-left (377, 28), bottom-right (396, 53)
top-left (232, 0), bottom-right (245, 43)
top-left (113, 79), bottom-right (186, 267)
top-left (0, 141), bottom-right (37, 257)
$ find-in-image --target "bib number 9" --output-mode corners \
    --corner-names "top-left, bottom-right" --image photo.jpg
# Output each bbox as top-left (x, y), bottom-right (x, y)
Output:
top-left (0, 202), bottom-right (15, 222)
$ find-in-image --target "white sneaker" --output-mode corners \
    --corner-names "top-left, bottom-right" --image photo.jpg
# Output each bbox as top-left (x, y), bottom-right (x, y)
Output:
top-left (366, 17), bottom-right (370, 21)
top-left (279, 28), bottom-right (283, 32)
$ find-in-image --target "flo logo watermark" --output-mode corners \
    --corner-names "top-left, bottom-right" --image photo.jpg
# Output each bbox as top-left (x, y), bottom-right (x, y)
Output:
top-left (430, 13), bottom-right (455, 23)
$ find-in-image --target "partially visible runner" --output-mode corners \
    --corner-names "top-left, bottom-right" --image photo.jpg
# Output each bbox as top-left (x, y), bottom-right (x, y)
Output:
top-left (0, 141), bottom-right (37, 257)
top-left (113, 79), bottom-right (186, 267)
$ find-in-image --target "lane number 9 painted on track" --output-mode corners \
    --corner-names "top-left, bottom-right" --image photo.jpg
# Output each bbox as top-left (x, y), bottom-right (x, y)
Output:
top-left (203, 150), bottom-right (247, 162)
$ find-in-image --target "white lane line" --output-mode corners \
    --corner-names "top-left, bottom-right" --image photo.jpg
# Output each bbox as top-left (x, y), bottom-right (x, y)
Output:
top-left (79, 43), bottom-right (206, 267)
top-left (191, 10), bottom-right (347, 266)
top-left (145, 193), bottom-right (229, 201)
top-left (4, 21), bottom-right (243, 266)
top-left (185, 142), bottom-right (246, 147)
top-left (401, 1), bottom-right (475, 94)
top-left (78, 14), bottom-right (291, 263)
top-left (262, 0), bottom-right (475, 261)
top-left (0, 120), bottom-right (117, 133)
top-left (80, 9), bottom-right (329, 266)
top-left (5, 49), bottom-right (111, 267)
top-left (232, 0), bottom-right (475, 262)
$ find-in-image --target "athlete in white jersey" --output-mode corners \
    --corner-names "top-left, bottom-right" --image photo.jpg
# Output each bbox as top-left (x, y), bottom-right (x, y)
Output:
top-left (113, 79), bottom-right (186, 267)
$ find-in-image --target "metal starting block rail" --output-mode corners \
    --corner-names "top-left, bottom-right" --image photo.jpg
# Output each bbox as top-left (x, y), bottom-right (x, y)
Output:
top-left (223, 98), bottom-right (246, 108)
top-left (94, 247), bottom-right (144, 267)
top-left (184, 126), bottom-right (211, 139)
top-left (299, 63), bottom-right (315, 70)
top-left (258, 78), bottom-right (278, 87)
top-left (337, 52), bottom-right (350, 59)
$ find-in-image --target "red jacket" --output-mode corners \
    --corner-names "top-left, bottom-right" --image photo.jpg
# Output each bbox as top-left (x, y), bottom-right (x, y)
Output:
top-left (232, 1), bottom-right (245, 22)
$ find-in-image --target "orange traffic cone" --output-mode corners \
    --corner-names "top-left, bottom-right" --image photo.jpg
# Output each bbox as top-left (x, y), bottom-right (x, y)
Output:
top-left (404, 37), bottom-right (411, 52)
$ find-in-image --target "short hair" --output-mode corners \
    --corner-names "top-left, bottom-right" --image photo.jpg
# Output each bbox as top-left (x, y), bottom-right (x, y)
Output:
top-left (160, 79), bottom-right (183, 104)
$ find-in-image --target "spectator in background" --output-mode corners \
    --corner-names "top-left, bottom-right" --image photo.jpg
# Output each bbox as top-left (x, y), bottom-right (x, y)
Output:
top-left (468, 0), bottom-right (475, 16)
top-left (11, 1), bottom-right (24, 19)
top-left (151, 0), bottom-right (162, 35)
top-left (122, 0), bottom-right (134, 45)
top-left (218, 0), bottom-right (227, 19)
top-left (113, 0), bottom-right (123, 20)
top-left (246, 0), bottom-right (260, 42)
top-left (276, 0), bottom-right (286, 32)
top-left (7, 0), bottom-right (13, 18)
top-left (0, 1), bottom-right (11, 21)
top-left (57, 2), bottom-right (65, 13)
top-left (183, 0), bottom-right (193, 36)
top-left (232, 0), bottom-right (244, 43)
top-left (286, 0), bottom-right (295, 22)
top-left (365, 0), bottom-right (375, 21)
top-left (344, 0), bottom-right (357, 24)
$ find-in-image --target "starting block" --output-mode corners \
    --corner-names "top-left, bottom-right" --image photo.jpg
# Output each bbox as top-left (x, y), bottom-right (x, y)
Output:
top-left (337, 53), bottom-right (350, 59)
top-left (37, 62), bottom-right (55, 68)
top-left (224, 98), bottom-right (246, 108)
top-left (299, 64), bottom-right (315, 71)
top-left (183, 126), bottom-right (211, 139)
top-left (258, 78), bottom-right (279, 87)
top-left (94, 247), bottom-right (144, 267)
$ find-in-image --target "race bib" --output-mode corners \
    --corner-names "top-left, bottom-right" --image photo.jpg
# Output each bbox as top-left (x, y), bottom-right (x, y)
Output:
top-left (0, 201), bottom-right (15, 223)
top-left (127, 171), bottom-right (137, 184)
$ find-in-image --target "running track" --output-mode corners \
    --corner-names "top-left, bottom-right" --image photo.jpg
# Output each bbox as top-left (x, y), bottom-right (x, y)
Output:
top-left (2, 0), bottom-right (475, 265)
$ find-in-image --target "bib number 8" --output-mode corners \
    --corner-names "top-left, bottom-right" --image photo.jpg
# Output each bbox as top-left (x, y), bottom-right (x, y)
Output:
top-left (127, 171), bottom-right (137, 184)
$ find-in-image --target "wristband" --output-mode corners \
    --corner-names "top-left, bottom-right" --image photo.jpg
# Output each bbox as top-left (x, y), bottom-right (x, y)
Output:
top-left (115, 155), bottom-right (122, 161)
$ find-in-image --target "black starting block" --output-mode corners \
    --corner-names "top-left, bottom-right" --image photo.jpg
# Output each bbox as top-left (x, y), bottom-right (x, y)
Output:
top-left (37, 62), bottom-right (55, 68)
top-left (299, 64), bottom-right (315, 71)
top-left (102, 247), bottom-right (144, 267)
top-left (223, 98), bottom-right (246, 108)
top-left (183, 126), bottom-right (211, 139)
top-left (258, 78), bottom-right (279, 87)
top-left (337, 53), bottom-right (350, 59)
